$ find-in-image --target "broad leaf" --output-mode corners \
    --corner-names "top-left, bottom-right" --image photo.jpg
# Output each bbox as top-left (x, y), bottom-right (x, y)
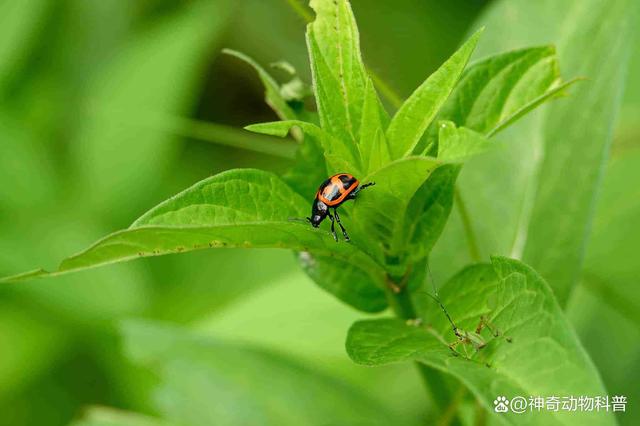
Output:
top-left (347, 257), bottom-right (614, 426)
top-left (434, 46), bottom-right (564, 137)
top-left (306, 0), bottom-right (369, 145)
top-left (385, 29), bottom-right (482, 159)
top-left (403, 165), bottom-right (460, 263)
top-left (437, 121), bottom-right (493, 163)
top-left (122, 320), bottom-right (394, 426)
top-left (298, 251), bottom-right (387, 313)
top-left (0, 170), bottom-right (383, 286)
top-left (349, 157), bottom-right (440, 275)
top-left (433, 0), bottom-right (639, 304)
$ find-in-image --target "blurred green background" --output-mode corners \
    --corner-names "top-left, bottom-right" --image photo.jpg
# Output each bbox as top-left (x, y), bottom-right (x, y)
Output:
top-left (0, 1), bottom-right (637, 425)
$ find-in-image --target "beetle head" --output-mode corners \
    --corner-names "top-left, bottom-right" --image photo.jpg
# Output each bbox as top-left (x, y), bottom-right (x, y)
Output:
top-left (307, 215), bottom-right (323, 227)
top-left (309, 200), bottom-right (328, 227)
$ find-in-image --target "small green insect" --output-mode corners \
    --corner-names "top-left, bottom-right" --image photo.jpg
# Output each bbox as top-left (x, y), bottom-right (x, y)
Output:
top-left (414, 264), bottom-right (512, 361)
top-left (446, 314), bottom-right (512, 358)
top-left (416, 292), bottom-right (511, 360)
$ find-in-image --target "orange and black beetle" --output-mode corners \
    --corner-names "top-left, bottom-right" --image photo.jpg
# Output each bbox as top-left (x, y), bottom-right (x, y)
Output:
top-left (307, 173), bottom-right (375, 241)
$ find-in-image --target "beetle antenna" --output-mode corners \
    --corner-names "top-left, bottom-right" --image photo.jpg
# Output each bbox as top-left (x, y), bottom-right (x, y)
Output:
top-left (287, 217), bottom-right (309, 224)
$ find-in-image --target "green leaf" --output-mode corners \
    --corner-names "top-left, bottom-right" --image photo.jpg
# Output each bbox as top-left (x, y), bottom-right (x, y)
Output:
top-left (436, 46), bottom-right (564, 136)
top-left (306, 0), bottom-right (369, 145)
top-left (122, 320), bottom-right (394, 426)
top-left (359, 78), bottom-right (391, 173)
top-left (298, 251), bottom-right (387, 313)
top-left (437, 121), bottom-right (493, 163)
top-left (403, 165), bottom-right (460, 263)
top-left (1, 169), bottom-right (383, 288)
top-left (385, 28), bottom-right (482, 159)
top-left (349, 157), bottom-right (440, 274)
top-left (246, 120), bottom-right (361, 175)
top-left (347, 257), bottom-right (614, 426)
top-left (434, 0), bottom-right (639, 304)
top-left (222, 48), bottom-right (297, 121)
top-left (69, 407), bottom-right (171, 426)
top-left (1, 168), bottom-right (385, 312)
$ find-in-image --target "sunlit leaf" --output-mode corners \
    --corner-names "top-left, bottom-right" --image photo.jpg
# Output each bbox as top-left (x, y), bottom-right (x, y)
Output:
top-left (385, 29), bottom-right (482, 159)
top-left (347, 257), bottom-right (614, 426)
top-left (349, 157), bottom-right (440, 274)
top-left (433, 0), bottom-right (639, 304)
top-left (437, 121), bottom-right (492, 163)
top-left (359, 78), bottom-right (391, 173)
top-left (1, 169), bottom-right (384, 312)
top-left (307, 0), bottom-right (369, 145)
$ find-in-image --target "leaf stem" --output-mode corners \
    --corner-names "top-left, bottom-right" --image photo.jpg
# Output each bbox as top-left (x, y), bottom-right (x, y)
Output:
top-left (454, 186), bottom-right (481, 262)
top-left (283, 0), bottom-right (404, 110)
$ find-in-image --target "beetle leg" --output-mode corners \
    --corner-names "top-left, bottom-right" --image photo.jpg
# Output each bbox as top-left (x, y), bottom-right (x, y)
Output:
top-left (327, 212), bottom-right (338, 242)
top-left (333, 209), bottom-right (350, 241)
top-left (349, 181), bottom-right (375, 199)
top-left (359, 181), bottom-right (375, 191)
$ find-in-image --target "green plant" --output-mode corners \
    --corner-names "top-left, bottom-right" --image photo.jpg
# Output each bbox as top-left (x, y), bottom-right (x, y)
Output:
top-left (2, 0), bottom-right (634, 425)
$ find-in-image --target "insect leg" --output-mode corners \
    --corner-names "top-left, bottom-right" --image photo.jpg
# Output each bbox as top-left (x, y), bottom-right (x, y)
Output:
top-left (327, 212), bottom-right (338, 242)
top-left (333, 209), bottom-right (350, 241)
top-left (477, 315), bottom-right (500, 338)
top-left (359, 182), bottom-right (375, 191)
top-left (349, 182), bottom-right (375, 199)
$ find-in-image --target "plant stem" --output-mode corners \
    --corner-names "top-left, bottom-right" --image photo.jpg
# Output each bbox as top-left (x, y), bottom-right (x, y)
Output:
top-left (454, 186), bottom-right (481, 262)
top-left (96, 107), bottom-right (298, 159)
top-left (437, 386), bottom-right (467, 426)
top-left (283, 0), bottom-right (404, 110)
top-left (384, 279), bottom-right (462, 425)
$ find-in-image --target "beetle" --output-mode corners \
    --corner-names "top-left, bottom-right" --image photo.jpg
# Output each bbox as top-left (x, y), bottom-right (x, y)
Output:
top-left (306, 173), bottom-right (375, 242)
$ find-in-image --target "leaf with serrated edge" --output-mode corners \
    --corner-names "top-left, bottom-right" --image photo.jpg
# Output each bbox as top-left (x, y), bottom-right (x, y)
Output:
top-left (347, 257), bottom-right (614, 426)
